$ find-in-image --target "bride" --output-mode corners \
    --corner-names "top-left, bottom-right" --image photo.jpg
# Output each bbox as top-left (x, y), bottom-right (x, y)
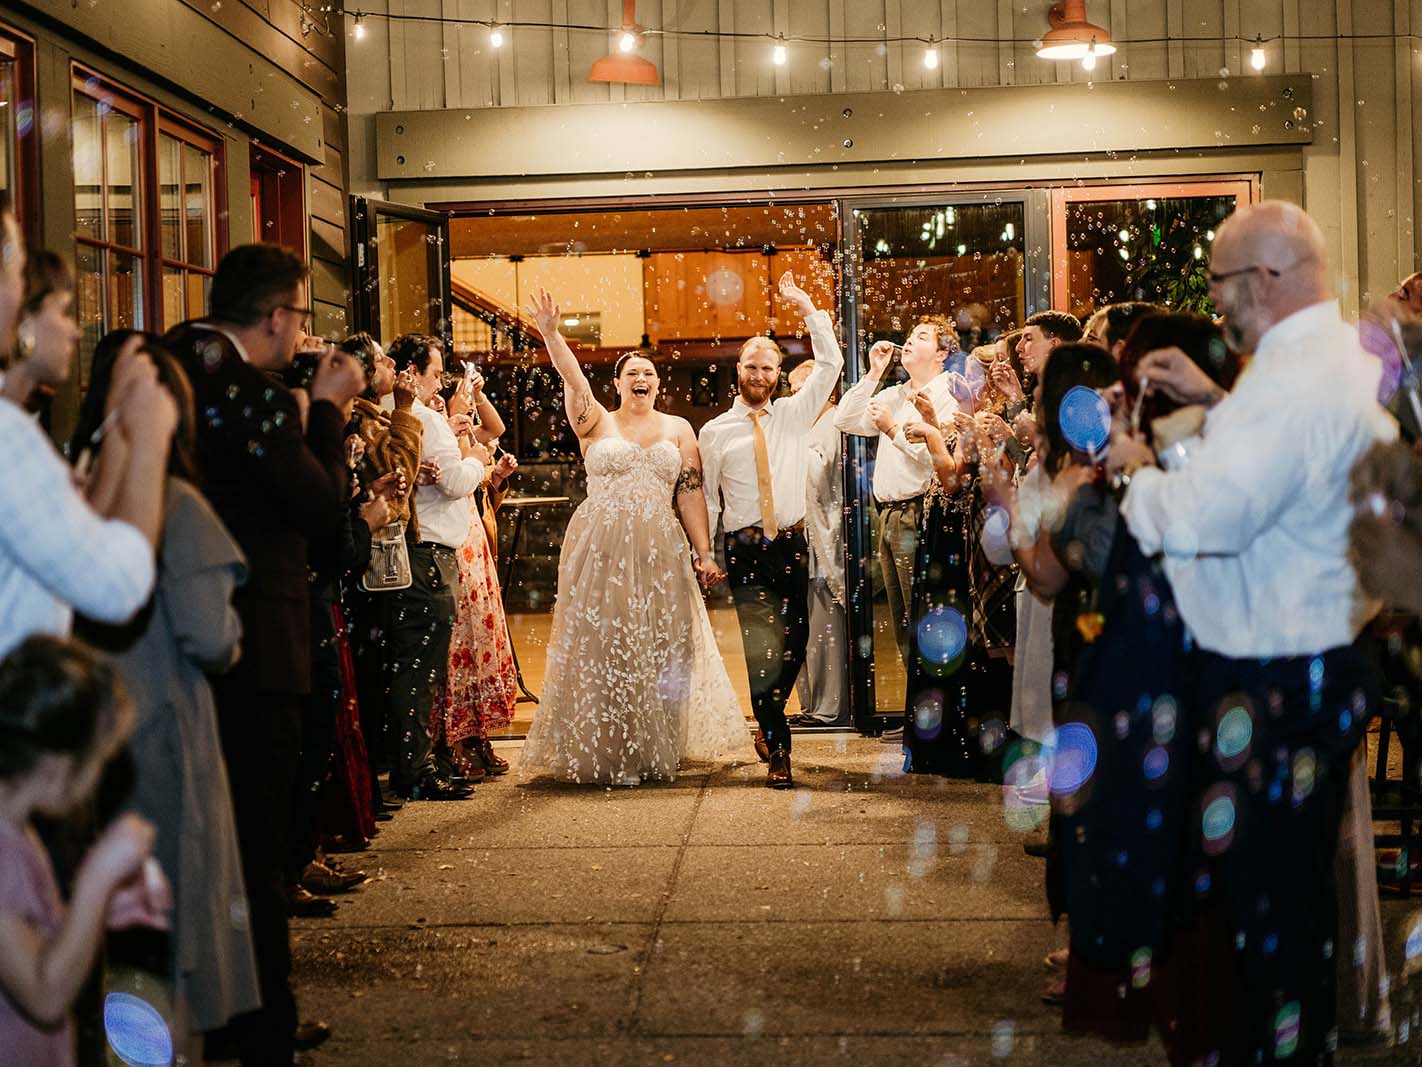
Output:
top-left (518, 288), bottom-right (752, 784)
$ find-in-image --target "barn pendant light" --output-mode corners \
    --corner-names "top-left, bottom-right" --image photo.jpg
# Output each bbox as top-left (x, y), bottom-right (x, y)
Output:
top-left (589, 0), bottom-right (659, 85)
top-left (1035, 0), bottom-right (1116, 63)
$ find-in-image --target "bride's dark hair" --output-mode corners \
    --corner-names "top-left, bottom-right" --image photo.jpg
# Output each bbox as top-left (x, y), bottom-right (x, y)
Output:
top-left (614, 351), bottom-right (659, 378)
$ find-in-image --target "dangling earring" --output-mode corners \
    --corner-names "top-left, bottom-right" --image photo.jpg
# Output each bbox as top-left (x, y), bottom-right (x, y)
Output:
top-left (15, 327), bottom-right (34, 359)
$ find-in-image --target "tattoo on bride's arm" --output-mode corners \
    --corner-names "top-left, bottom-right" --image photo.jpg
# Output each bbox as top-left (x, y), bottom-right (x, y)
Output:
top-left (573, 390), bottom-right (594, 427)
top-left (675, 467), bottom-right (705, 496)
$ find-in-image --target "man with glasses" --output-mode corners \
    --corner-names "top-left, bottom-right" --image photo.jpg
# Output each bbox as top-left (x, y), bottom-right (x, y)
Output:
top-left (167, 242), bottom-right (366, 1064)
top-left (1106, 202), bottom-right (1395, 1062)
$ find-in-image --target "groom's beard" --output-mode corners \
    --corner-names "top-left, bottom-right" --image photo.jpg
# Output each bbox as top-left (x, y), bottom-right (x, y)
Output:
top-left (738, 381), bottom-right (775, 407)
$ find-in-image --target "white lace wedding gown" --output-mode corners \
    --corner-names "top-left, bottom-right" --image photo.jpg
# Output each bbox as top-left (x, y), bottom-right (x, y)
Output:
top-left (519, 437), bottom-right (752, 784)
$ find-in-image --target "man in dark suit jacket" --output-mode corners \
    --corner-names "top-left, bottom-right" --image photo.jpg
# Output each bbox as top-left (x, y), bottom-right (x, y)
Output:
top-left (166, 243), bottom-right (364, 1065)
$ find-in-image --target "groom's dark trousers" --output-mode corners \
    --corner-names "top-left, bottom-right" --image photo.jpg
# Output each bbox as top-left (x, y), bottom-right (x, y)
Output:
top-left (724, 525), bottom-right (811, 754)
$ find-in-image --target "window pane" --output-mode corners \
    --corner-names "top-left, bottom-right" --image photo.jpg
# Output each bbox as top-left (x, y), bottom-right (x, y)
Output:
top-left (107, 248), bottom-right (144, 332)
top-left (183, 144), bottom-right (212, 268)
top-left (75, 242), bottom-right (104, 388)
top-left (72, 91), bottom-right (104, 242)
top-left (158, 133), bottom-right (181, 261)
top-left (185, 271), bottom-right (209, 320)
top-left (0, 59), bottom-right (16, 205)
top-left (161, 264), bottom-right (184, 329)
top-left (1062, 194), bottom-right (1237, 318)
top-left (105, 109), bottom-right (142, 250)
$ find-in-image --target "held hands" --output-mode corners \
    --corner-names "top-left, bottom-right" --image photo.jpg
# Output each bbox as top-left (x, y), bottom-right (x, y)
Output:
top-left (867, 340), bottom-right (896, 379)
top-left (777, 270), bottom-right (816, 317)
top-left (525, 287), bottom-right (561, 338)
top-left (693, 553), bottom-right (727, 591)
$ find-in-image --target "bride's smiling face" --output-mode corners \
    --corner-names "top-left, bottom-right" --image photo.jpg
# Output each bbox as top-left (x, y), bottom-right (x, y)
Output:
top-left (616, 356), bottom-right (659, 410)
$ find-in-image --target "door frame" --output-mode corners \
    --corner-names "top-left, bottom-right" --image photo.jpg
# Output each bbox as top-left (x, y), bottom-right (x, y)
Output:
top-left (349, 196), bottom-right (452, 349)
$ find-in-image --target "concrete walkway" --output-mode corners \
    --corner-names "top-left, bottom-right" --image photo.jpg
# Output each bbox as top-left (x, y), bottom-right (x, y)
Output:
top-left (291, 736), bottom-right (1418, 1065)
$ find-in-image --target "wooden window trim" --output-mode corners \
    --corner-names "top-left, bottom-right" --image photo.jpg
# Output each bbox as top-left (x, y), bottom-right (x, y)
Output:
top-left (0, 21), bottom-right (38, 244)
top-left (72, 65), bottom-right (228, 331)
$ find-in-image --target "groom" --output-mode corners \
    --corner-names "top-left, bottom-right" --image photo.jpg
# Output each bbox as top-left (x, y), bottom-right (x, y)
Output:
top-left (699, 272), bottom-right (844, 788)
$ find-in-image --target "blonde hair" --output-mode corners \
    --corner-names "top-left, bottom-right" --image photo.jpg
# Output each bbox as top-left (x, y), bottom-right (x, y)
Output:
top-left (737, 336), bottom-right (783, 364)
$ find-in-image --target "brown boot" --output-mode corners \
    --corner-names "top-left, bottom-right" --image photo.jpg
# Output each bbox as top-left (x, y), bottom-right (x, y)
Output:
top-left (753, 729), bottom-right (771, 763)
top-left (766, 748), bottom-right (793, 789)
top-left (475, 737), bottom-right (510, 776)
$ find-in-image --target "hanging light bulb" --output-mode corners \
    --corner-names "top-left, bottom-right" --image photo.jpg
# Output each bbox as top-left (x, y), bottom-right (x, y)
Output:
top-left (1249, 35), bottom-right (1266, 71)
top-left (353, 13), bottom-right (366, 40)
top-left (618, 29), bottom-right (638, 54)
top-left (772, 36), bottom-right (788, 67)
top-left (1081, 41), bottom-right (1097, 72)
top-left (924, 38), bottom-right (940, 70)
top-left (490, 25), bottom-right (505, 48)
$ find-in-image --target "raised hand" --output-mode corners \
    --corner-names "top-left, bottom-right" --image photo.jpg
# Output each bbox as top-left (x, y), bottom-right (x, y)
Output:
top-left (368, 469), bottom-right (406, 500)
top-left (311, 349), bottom-right (366, 407)
top-left (448, 412), bottom-right (477, 440)
top-left (1137, 346), bottom-right (1227, 407)
top-left (868, 398), bottom-right (897, 436)
top-left (867, 340), bottom-right (896, 379)
top-left (777, 270), bottom-right (815, 317)
top-left (989, 359), bottom-right (1024, 403)
top-left (526, 287), bottom-right (561, 338)
top-left (392, 367), bottom-right (418, 410)
top-left (492, 452), bottom-right (519, 486)
top-left (106, 856), bottom-right (172, 933)
top-left (909, 387), bottom-right (938, 425)
top-left (975, 411), bottom-right (1011, 448)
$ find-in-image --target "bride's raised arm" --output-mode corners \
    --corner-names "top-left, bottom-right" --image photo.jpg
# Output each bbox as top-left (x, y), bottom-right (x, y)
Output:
top-left (526, 287), bottom-right (607, 440)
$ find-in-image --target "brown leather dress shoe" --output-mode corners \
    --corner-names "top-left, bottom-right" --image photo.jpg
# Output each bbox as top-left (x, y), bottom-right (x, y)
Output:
top-left (294, 1020), bottom-right (332, 1050)
top-left (766, 748), bottom-right (793, 789)
top-left (286, 885), bottom-right (338, 918)
top-left (476, 737), bottom-right (510, 775)
top-left (302, 859), bottom-right (367, 894)
top-left (753, 729), bottom-right (771, 764)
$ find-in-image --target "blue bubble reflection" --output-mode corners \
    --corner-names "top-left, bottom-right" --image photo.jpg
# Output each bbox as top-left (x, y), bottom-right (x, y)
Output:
top-left (1058, 385), bottom-right (1112, 454)
top-left (1046, 722), bottom-right (1098, 796)
top-left (1216, 706), bottom-right (1253, 760)
top-left (916, 606), bottom-right (968, 668)
top-left (104, 992), bottom-right (172, 1067)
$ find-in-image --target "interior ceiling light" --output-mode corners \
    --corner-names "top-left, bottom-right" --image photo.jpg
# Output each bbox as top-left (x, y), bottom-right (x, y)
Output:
top-left (1249, 35), bottom-right (1267, 70)
top-left (589, 0), bottom-right (659, 84)
top-left (1035, 0), bottom-right (1116, 62)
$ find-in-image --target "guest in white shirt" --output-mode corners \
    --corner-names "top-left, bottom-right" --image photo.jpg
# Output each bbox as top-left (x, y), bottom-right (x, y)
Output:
top-left (834, 316), bottom-right (960, 668)
top-left (699, 273), bottom-right (843, 786)
top-left (1108, 200), bottom-right (1395, 1064)
top-left (0, 207), bottom-right (175, 659)
top-left (385, 333), bottom-right (484, 800)
top-left (785, 360), bottom-right (850, 727)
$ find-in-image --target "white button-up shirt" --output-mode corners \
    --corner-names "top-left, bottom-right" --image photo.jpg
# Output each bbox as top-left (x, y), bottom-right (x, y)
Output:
top-left (698, 310), bottom-right (844, 537)
top-left (1122, 300), bottom-right (1397, 659)
top-left (410, 397), bottom-right (484, 549)
top-left (834, 369), bottom-right (959, 503)
top-left (0, 397), bottom-right (156, 657)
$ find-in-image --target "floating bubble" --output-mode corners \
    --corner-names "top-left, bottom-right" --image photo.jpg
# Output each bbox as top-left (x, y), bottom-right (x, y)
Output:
top-left (104, 992), bottom-right (172, 1067)
top-left (1058, 385), bottom-right (1111, 454)
top-left (1045, 722), bottom-right (1098, 796)
top-left (1201, 786), bottom-right (1237, 854)
top-left (1292, 748), bottom-right (1317, 803)
top-left (1130, 947), bottom-right (1152, 988)
top-left (1216, 705), bottom-right (1253, 762)
top-left (916, 606), bottom-right (968, 669)
top-left (1273, 1001), bottom-right (1302, 1059)
top-left (990, 1020), bottom-right (1015, 1057)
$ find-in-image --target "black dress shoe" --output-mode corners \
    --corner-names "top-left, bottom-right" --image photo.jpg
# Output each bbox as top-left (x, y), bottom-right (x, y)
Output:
top-left (402, 775), bottom-right (473, 801)
top-left (286, 885), bottom-right (338, 918)
top-left (374, 809), bottom-right (394, 822)
top-left (293, 1020), bottom-right (332, 1050)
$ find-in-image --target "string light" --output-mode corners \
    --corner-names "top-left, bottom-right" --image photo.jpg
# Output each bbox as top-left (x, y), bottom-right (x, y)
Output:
top-left (490, 25), bottom-right (505, 48)
top-left (353, 13), bottom-right (366, 40)
top-left (772, 36), bottom-right (788, 66)
top-left (924, 37), bottom-right (940, 70)
top-left (1250, 35), bottom-right (1266, 70)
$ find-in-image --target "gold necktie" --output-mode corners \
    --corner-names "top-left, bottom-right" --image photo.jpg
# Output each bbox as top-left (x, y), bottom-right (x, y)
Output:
top-left (748, 408), bottom-right (778, 539)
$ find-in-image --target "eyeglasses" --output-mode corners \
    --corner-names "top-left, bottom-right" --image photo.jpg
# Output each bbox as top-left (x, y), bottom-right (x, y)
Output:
top-left (280, 304), bottom-right (314, 326)
top-left (1207, 265), bottom-right (1282, 284)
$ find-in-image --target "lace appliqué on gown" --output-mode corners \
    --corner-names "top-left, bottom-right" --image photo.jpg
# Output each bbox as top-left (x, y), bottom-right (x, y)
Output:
top-left (519, 438), bottom-right (751, 784)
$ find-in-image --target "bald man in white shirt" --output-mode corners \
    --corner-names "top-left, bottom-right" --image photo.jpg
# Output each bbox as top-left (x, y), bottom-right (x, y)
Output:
top-left (1108, 201), bottom-right (1395, 1063)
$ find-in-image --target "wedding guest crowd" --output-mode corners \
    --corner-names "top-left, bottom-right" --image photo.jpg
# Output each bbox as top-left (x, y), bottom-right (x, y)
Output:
top-left (0, 192), bottom-right (521, 1065)
top-left (1, 173), bottom-right (1419, 1067)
